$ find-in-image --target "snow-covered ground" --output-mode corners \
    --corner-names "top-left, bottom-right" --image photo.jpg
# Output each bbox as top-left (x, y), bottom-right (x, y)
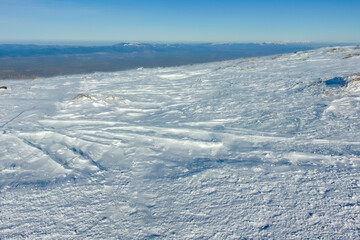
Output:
top-left (1, 46), bottom-right (360, 239)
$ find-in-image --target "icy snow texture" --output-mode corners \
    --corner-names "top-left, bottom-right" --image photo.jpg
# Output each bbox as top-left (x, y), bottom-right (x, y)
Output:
top-left (1, 46), bottom-right (360, 239)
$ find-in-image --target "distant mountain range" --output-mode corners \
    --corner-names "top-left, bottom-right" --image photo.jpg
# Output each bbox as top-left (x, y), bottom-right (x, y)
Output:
top-left (0, 42), bottom-right (343, 80)
top-left (0, 42), bottom-right (329, 58)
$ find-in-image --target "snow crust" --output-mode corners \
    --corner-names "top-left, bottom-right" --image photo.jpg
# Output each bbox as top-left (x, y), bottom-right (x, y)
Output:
top-left (1, 46), bottom-right (360, 239)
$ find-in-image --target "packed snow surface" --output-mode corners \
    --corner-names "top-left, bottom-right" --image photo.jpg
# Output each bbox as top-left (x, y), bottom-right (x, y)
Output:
top-left (1, 46), bottom-right (360, 239)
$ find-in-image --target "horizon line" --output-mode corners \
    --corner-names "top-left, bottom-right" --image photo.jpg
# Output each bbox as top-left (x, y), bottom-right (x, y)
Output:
top-left (0, 40), bottom-right (359, 46)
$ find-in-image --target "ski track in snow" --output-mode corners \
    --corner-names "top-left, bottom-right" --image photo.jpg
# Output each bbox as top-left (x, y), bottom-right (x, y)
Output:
top-left (1, 46), bottom-right (360, 239)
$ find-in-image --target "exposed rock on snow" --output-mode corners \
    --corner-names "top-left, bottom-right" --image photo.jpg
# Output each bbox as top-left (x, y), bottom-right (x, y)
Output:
top-left (349, 73), bottom-right (360, 81)
top-left (74, 93), bottom-right (92, 100)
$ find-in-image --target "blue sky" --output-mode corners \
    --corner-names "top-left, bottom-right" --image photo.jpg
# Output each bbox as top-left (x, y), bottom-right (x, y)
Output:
top-left (1, 0), bottom-right (360, 43)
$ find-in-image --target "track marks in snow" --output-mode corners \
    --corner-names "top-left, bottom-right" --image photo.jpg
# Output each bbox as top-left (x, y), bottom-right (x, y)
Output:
top-left (21, 138), bottom-right (74, 171)
top-left (0, 109), bottom-right (27, 128)
top-left (16, 131), bottom-right (108, 177)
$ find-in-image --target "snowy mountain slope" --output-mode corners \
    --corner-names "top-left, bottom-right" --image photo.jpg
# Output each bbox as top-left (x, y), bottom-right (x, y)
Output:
top-left (1, 46), bottom-right (360, 239)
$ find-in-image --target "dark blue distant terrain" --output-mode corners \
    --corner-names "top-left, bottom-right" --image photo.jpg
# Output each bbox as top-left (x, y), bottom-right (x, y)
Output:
top-left (0, 42), bottom-right (329, 79)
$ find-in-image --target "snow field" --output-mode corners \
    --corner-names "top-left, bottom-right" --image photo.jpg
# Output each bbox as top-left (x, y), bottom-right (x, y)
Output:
top-left (1, 46), bottom-right (360, 239)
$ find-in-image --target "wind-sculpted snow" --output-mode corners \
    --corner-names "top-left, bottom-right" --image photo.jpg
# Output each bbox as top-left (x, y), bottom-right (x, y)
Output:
top-left (1, 46), bottom-right (360, 239)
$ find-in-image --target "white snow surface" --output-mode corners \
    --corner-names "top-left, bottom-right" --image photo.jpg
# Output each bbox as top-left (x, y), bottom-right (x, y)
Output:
top-left (1, 46), bottom-right (360, 239)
